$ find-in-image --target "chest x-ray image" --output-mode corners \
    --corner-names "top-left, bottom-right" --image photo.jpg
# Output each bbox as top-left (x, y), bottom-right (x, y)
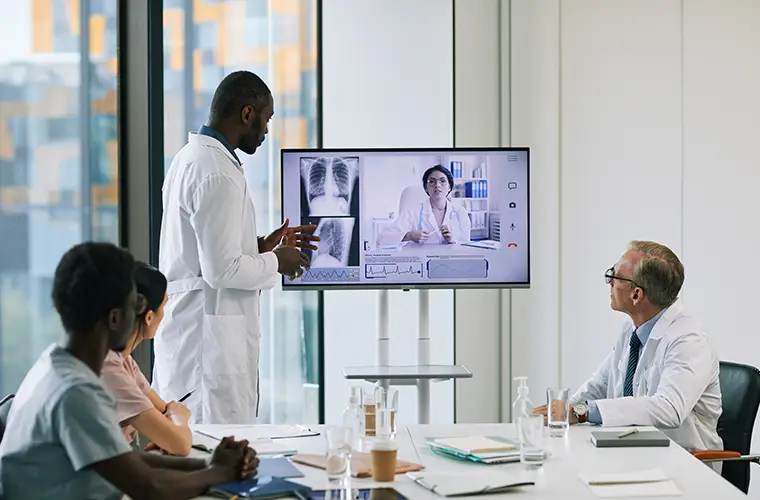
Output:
top-left (300, 156), bottom-right (359, 217)
top-left (301, 217), bottom-right (359, 267)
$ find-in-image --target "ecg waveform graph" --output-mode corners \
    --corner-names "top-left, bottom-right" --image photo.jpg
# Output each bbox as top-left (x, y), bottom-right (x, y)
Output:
top-left (427, 259), bottom-right (488, 279)
top-left (365, 263), bottom-right (424, 279)
top-left (300, 268), bottom-right (360, 282)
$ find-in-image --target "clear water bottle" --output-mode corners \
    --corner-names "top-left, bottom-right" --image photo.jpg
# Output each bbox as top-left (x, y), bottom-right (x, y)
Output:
top-left (513, 376), bottom-right (545, 466)
top-left (342, 386), bottom-right (365, 450)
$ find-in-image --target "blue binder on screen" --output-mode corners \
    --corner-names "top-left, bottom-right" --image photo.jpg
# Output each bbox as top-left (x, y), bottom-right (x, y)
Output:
top-left (208, 476), bottom-right (312, 499)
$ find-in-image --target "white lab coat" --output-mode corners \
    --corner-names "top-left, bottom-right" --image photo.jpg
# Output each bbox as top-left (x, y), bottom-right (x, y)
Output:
top-left (571, 299), bottom-right (723, 454)
top-left (152, 133), bottom-right (279, 425)
top-left (376, 199), bottom-right (471, 248)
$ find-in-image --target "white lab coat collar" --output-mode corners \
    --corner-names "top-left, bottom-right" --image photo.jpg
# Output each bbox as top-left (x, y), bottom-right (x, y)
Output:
top-left (648, 299), bottom-right (684, 341)
top-left (422, 198), bottom-right (453, 227)
top-left (187, 132), bottom-right (242, 171)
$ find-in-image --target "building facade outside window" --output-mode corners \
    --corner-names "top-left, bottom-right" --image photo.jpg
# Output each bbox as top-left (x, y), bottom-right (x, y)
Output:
top-left (0, 0), bottom-right (119, 395)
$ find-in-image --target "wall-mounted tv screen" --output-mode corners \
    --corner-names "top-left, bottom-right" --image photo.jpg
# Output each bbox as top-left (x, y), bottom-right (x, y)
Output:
top-left (281, 148), bottom-right (530, 290)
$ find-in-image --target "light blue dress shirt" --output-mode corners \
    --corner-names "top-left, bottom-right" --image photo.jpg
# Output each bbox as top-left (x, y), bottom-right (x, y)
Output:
top-left (587, 308), bottom-right (667, 424)
top-left (198, 124), bottom-right (241, 165)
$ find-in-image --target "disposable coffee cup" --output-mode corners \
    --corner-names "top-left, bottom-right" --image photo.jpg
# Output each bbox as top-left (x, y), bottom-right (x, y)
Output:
top-left (370, 438), bottom-right (397, 482)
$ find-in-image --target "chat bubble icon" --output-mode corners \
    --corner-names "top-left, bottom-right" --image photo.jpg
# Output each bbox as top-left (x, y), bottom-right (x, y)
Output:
top-left (508, 181), bottom-right (518, 190)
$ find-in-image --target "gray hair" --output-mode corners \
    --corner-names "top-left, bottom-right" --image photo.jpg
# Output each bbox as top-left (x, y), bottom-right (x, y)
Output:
top-left (627, 240), bottom-right (684, 308)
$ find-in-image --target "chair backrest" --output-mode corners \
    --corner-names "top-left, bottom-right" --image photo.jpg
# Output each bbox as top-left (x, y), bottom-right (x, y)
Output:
top-left (398, 185), bottom-right (427, 216)
top-left (0, 394), bottom-right (15, 443)
top-left (717, 361), bottom-right (760, 493)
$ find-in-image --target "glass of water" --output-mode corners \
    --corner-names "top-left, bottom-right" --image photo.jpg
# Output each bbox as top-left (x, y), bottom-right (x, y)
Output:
top-left (374, 387), bottom-right (398, 439)
top-left (518, 415), bottom-right (546, 466)
top-left (325, 425), bottom-right (353, 482)
top-left (546, 387), bottom-right (570, 437)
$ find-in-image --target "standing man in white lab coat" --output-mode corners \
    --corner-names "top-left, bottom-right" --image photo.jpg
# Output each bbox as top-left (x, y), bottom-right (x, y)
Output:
top-left (154, 71), bottom-right (319, 424)
top-left (536, 240), bottom-right (722, 454)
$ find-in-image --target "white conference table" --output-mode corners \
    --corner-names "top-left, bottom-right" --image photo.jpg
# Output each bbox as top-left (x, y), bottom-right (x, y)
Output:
top-left (193, 423), bottom-right (745, 499)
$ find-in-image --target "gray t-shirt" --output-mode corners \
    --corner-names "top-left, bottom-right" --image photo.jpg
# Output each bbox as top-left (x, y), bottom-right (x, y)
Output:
top-left (0, 344), bottom-right (133, 499)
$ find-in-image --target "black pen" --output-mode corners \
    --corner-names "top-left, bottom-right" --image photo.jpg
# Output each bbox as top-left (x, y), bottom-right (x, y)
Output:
top-left (163, 390), bottom-right (194, 414)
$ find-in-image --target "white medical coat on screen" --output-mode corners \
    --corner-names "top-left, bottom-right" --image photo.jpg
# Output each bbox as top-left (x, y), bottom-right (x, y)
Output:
top-left (376, 198), bottom-right (471, 247)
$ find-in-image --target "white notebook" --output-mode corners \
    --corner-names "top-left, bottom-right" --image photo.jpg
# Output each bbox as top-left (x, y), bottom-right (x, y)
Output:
top-left (579, 468), bottom-right (681, 498)
top-left (407, 471), bottom-right (534, 497)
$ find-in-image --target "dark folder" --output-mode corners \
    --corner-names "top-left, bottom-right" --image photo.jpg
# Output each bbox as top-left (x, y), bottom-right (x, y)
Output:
top-left (591, 429), bottom-right (671, 448)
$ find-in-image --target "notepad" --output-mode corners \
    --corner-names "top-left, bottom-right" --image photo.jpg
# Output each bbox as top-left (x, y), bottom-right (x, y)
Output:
top-left (590, 429), bottom-right (670, 448)
top-left (432, 436), bottom-right (517, 454)
top-left (579, 468), bottom-right (681, 498)
top-left (407, 471), bottom-right (534, 497)
top-left (194, 424), bottom-right (319, 440)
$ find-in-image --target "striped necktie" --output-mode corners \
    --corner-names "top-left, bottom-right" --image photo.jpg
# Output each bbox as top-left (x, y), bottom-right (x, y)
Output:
top-left (623, 331), bottom-right (642, 397)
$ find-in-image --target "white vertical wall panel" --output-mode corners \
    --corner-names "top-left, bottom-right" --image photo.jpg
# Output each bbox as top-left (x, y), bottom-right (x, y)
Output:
top-left (559, 0), bottom-right (683, 390)
top-left (321, 0), bottom-right (455, 425)
top-left (508, 0), bottom-right (562, 411)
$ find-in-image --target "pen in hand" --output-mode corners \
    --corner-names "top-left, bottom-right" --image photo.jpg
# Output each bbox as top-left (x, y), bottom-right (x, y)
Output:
top-left (163, 390), bottom-right (194, 414)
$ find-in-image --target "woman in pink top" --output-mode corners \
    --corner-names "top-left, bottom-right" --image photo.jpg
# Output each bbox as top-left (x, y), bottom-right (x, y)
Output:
top-left (100, 262), bottom-right (193, 456)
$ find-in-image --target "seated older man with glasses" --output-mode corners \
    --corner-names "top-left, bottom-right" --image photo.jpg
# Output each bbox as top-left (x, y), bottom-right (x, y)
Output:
top-left (536, 240), bottom-right (722, 457)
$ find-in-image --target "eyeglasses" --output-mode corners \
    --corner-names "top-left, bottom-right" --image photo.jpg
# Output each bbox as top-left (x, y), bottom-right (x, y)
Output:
top-left (604, 267), bottom-right (644, 290)
top-left (426, 178), bottom-right (449, 187)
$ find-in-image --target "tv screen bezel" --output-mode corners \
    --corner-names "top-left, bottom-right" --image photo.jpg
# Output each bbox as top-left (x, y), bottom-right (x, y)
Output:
top-left (279, 147), bottom-right (530, 291)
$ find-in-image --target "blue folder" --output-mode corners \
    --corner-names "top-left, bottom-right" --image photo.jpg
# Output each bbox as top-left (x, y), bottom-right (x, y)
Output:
top-left (209, 476), bottom-right (311, 499)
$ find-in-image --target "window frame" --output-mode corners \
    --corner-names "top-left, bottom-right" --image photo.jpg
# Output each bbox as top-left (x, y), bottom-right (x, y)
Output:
top-left (117, 0), bottom-right (325, 424)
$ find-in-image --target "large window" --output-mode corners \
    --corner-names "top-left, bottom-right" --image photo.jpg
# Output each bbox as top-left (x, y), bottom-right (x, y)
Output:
top-left (0, 0), bottom-right (119, 395)
top-left (162, 0), bottom-right (320, 424)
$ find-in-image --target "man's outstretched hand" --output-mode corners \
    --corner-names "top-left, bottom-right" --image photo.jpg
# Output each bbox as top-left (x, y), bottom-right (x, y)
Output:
top-left (259, 218), bottom-right (320, 253)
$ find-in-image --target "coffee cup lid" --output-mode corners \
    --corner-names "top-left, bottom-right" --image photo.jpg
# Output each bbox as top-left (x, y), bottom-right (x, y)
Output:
top-left (371, 438), bottom-right (397, 451)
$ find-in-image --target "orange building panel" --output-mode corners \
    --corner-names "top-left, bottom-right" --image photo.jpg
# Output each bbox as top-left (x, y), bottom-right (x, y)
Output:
top-left (92, 89), bottom-right (118, 114)
top-left (193, 48), bottom-right (202, 92)
top-left (276, 117), bottom-right (306, 148)
top-left (194, 0), bottom-right (223, 22)
top-left (216, 17), bottom-right (227, 66)
top-left (0, 118), bottom-right (14, 160)
top-left (275, 46), bottom-right (303, 94)
top-left (33, 0), bottom-right (54, 52)
top-left (0, 187), bottom-right (30, 212)
top-left (164, 8), bottom-right (185, 70)
top-left (107, 57), bottom-right (118, 74)
top-left (273, 0), bottom-right (300, 15)
top-left (90, 14), bottom-right (105, 56)
top-left (67, 0), bottom-right (80, 35)
top-left (222, 1), bottom-right (246, 66)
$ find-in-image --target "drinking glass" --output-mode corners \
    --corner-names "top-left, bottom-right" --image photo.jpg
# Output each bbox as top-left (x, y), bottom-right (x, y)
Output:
top-left (546, 387), bottom-right (570, 437)
top-left (325, 425), bottom-right (353, 482)
top-left (518, 415), bottom-right (546, 466)
top-left (375, 387), bottom-right (398, 439)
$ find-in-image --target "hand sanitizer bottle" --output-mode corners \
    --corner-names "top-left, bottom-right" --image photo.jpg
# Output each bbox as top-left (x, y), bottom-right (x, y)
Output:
top-left (342, 386), bottom-right (365, 450)
top-left (513, 376), bottom-right (544, 465)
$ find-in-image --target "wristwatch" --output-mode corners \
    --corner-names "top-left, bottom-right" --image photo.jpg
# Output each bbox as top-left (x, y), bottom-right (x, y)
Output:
top-left (573, 401), bottom-right (589, 423)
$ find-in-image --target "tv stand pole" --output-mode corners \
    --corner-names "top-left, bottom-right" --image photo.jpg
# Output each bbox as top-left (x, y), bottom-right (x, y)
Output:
top-left (343, 289), bottom-right (472, 425)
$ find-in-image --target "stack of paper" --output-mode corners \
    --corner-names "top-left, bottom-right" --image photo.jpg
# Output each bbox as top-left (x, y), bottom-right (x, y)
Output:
top-left (407, 471), bottom-right (534, 496)
top-left (427, 436), bottom-right (521, 464)
top-left (579, 468), bottom-right (681, 498)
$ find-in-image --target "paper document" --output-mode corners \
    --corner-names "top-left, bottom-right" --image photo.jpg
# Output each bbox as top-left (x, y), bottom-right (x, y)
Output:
top-left (579, 468), bottom-right (681, 498)
top-left (407, 471), bottom-right (533, 497)
top-left (193, 424), bottom-right (319, 441)
top-left (433, 436), bottom-right (517, 454)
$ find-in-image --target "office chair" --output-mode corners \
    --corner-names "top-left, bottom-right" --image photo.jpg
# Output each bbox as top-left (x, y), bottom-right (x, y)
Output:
top-left (0, 394), bottom-right (14, 443)
top-left (692, 361), bottom-right (760, 493)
